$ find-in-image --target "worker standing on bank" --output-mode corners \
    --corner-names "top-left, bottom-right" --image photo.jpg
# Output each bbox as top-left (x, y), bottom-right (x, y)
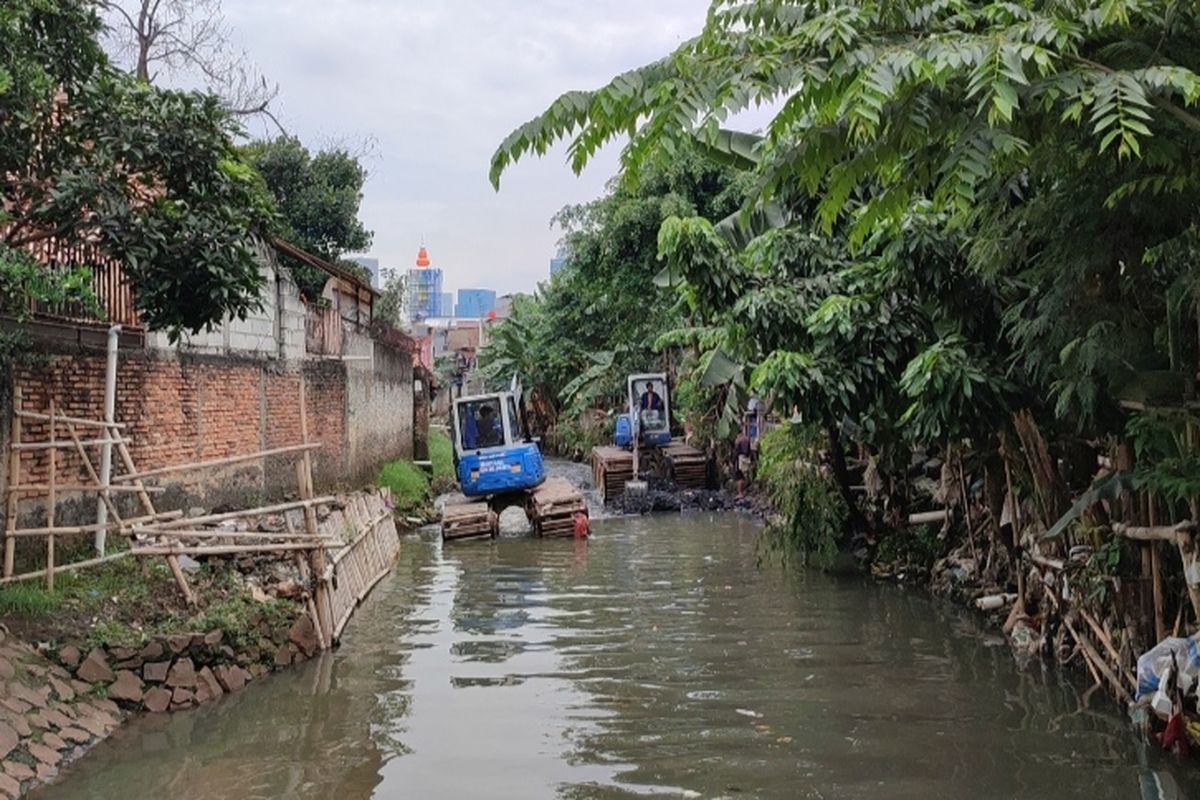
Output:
top-left (734, 430), bottom-right (753, 498)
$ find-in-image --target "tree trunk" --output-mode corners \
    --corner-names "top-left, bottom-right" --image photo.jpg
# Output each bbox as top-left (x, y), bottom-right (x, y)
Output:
top-left (825, 422), bottom-right (868, 535)
top-left (1011, 409), bottom-right (1070, 528)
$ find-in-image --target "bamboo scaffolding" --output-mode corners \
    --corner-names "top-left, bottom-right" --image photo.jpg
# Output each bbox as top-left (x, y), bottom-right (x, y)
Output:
top-left (111, 442), bottom-right (322, 484)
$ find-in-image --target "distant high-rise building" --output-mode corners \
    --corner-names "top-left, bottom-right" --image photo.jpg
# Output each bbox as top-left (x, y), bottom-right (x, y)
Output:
top-left (550, 247), bottom-right (569, 275)
top-left (439, 292), bottom-right (454, 317)
top-left (349, 256), bottom-right (380, 288)
top-left (406, 246), bottom-right (443, 322)
top-left (455, 288), bottom-right (497, 318)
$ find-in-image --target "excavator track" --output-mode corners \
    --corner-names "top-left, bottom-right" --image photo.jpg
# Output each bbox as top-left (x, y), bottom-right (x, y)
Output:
top-left (441, 495), bottom-right (498, 541)
top-left (441, 479), bottom-right (587, 540)
top-left (525, 477), bottom-right (588, 537)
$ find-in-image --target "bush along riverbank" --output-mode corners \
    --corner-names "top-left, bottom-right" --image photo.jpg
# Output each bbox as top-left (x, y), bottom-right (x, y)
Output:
top-left (377, 428), bottom-right (456, 526)
top-left (0, 486), bottom-right (402, 798)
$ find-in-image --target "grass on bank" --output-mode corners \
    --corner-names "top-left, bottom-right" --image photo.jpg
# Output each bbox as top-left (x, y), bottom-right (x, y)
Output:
top-left (377, 428), bottom-right (456, 516)
top-left (0, 552), bottom-right (300, 650)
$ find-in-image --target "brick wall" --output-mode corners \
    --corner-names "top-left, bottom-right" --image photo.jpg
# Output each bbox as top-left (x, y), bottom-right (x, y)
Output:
top-left (2, 340), bottom-right (411, 526)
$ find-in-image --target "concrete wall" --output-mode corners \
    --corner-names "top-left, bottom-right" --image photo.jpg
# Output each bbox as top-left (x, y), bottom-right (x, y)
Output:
top-left (344, 330), bottom-right (414, 485)
top-left (144, 246), bottom-right (306, 361)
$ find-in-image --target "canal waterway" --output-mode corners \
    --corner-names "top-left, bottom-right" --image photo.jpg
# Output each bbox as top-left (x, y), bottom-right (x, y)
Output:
top-left (37, 512), bottom-right (1200, 799)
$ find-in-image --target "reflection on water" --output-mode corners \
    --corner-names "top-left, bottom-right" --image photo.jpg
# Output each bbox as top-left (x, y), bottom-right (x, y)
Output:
top-left (39, 513), bottom-right (1200, 800)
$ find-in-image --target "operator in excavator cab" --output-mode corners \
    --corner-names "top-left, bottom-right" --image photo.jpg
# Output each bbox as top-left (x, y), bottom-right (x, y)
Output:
top-left (639, 381), bottom-right (663, 413)
top-left (476, 404), bottom-right (503, 447)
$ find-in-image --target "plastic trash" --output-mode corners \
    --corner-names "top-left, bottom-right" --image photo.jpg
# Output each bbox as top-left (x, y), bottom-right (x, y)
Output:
top-left (1152, 669), bottom-right (1174, 719)
top-left (1136, 634), bottom-right (1200, 710)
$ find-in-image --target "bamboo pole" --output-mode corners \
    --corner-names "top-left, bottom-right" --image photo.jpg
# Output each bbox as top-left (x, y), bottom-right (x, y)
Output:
top-left (46, 399), bottom-right (55, 592)
top-left (141, 530), bottom-right (342, 541)
top-left (166, 554), bottom-right (195, 606)
top-left (1150, 495), bottom-right (1166, 642)
top-left (15, 410), bottom-right (125, 428)
top-left (0, 550), bottom-right (129, 585)
top-left (1065, 615), bottom-right (1131, 702)
top-left (12, 437), bottom-right (129, 451)
top-left (65, 423), bottom-right (124, 526)
top-left (956, 449), bottom-right (978, 563)
top-left (298, 374), bottom-right (332, 651)
top-left (131, 542), bottom-right (334, 556)
top-left (110, 431), bottom-right (158, 519)
top-left (6, 483), bottom-right (164, 494)
top-left (1113, 520), bottom-right (1196, 542)
top-left (1079, 608), bottom-right (1135, 689)
top-left (108, 428), bottom-right (193, 604)
top-left (110, 442), bottom-right (322, 484)
top-left (137, 496), bottom-right (338, 532)
top-left (1002, 443), bottom-right (1026, 613)
top-left (4, 387), bottom-right (22, 577)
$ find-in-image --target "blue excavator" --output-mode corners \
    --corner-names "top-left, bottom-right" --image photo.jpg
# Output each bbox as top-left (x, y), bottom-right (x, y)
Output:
top-left (441, 379), bottom-right (586, 540)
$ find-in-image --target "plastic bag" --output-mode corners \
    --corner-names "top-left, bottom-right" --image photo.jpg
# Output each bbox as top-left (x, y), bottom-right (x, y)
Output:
top-left (1136, 635), bottom-right (1200, 707)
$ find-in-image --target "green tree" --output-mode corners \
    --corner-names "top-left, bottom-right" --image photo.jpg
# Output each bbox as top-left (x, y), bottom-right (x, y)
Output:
top-left (242, 136), bottom-right (373, 298)
top-left (479, 150), bottom-right (744, 446)
top-left (1, 0), bottom-right (275, 338)
top-left (375, 267), bottom-right (407, 329)
top-left (491, 0), bottom-right (1200, 549)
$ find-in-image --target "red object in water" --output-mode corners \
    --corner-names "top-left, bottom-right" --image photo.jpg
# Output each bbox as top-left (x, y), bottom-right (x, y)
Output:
top-left (573, 511), bottom-right (590, 539)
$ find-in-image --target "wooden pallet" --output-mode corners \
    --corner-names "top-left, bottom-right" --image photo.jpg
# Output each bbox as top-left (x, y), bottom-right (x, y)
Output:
top-left (441, 495), bottom-right (496, 540)
top-left (527, 477), bottom-right (587, 537)
top-left (591, 446), bottom-right (634, 502)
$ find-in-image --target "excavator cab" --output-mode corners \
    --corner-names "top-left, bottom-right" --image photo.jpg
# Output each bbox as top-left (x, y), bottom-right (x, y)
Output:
top-left (621, 372), bottom-right (673, 448)
top-left (450, 390), bottom-right (546, 498)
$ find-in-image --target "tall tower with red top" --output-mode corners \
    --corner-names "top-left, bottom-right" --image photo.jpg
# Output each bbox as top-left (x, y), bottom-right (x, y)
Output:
top-left (406, 244), bottom-right (445, 322)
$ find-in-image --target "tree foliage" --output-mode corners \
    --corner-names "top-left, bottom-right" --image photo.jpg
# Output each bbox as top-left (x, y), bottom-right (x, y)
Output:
top-left (243, 135), bottom-right (373, 299)
top-left (1, 0), bottom-right (275, 338)
top-left (490, 0), bottom-right (1200, 563)
top-left (479, 151), bottom-right (745, 442)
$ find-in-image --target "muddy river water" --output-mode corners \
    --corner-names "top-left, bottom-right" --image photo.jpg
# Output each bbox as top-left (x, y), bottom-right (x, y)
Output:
top-left (37, 510), bottom-right (1200, 799)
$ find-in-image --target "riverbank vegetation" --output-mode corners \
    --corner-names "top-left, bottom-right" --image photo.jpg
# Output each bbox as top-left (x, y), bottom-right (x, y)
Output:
top-left (378, 429), bottom-right (455, 517)
top-left (488, 0), bottom-right (1200, 708)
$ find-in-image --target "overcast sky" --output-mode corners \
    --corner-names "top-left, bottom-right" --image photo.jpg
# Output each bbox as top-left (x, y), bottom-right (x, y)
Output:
top-left (204, 1), bottom-right (713, 298)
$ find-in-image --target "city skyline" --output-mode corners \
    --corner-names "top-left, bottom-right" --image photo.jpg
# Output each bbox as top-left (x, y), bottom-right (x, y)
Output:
top-left (216, 1), bottom-right (714, 299)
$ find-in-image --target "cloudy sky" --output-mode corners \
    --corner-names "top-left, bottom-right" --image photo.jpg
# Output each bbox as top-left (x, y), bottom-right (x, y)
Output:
top-left (196, 1), bottom-right (715, 298)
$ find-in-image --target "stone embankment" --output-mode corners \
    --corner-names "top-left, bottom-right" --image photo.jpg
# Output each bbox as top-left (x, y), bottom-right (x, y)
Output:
top-left (0, 607), bottom-right (324, 798)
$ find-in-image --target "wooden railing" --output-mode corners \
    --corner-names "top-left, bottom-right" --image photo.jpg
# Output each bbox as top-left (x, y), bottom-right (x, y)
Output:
top-left (13, 232), bottom-right (141, 329)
